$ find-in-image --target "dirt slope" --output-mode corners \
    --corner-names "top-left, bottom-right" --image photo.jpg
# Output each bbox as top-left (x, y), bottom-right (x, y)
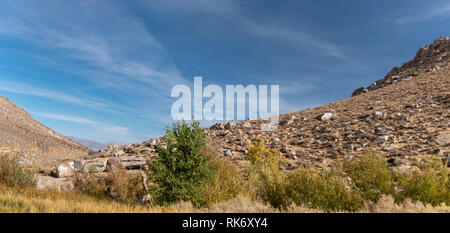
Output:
top-left (0, 95), bottom-right (88, 169)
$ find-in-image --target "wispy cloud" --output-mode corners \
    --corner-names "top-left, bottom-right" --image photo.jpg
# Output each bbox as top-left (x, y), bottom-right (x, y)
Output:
top-left (242, 20), bottom-right (348, 60)
top-left (141, 0), bottom-right (348, 60)
top-left (0, 0), bottom-right (186, 93)
top-left (0, 0), bottom-right (189, 142)
top-left (34, 112), bottom-right (132, 143)
top-left (0, 80), bottom-right (110, 109)
top-left (396, 2), bottom-right (450, 24)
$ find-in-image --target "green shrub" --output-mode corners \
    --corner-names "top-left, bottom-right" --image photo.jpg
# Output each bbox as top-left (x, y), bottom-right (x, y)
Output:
top-left (245, 139), bottom-right (291, 210)
top-left (343, 151), bottom-right (395, 203)
top-left (148, 120), bottom-right (215, 207)
top-left (0, 154), bottom-right (36, 188)
top-left (398, 158), bottom-right (450, 206)
top-left (288, 168), bottom-right (364, 212)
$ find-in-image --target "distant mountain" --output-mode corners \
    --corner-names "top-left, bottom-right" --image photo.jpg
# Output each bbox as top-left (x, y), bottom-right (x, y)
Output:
top-left (0, 96), bottom-right (88, 168)
top-left (67, 136), bottom-right (107, 151)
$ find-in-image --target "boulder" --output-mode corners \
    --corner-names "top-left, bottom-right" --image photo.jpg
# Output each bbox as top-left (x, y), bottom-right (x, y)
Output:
top-left (52, 164), bottom-right (74, 178)
top-left (35, 175), bottom-right (73, 191)
top-left (280, 116), bottom-right (295, 126)
top-left (435, 130), bottom-right (450, 146)
top-left (83, 160), bottom-right (107, 173)
top-left (223, 121), bottom-right (236, 130)
top-left (352, 87), bottom-right (368, 97)
top-left (315, 113), bottom-right (333, 121)
top-left (73, 160), bottom-right (85, 172)
top-left (105, 158), bottom-right (125, 172)
top-left (211, 123), bottom-right (224, 130)
top-left (118, 156), bottom-right (147, 170)
top-left (105, 156), bottom-right (147, 171)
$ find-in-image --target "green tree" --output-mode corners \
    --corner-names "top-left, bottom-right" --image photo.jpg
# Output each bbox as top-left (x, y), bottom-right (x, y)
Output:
top-left (148, 120), bottom-right (215, 207)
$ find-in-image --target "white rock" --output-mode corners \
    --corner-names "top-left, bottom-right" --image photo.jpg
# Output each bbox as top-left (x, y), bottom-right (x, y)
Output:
top-left (55, 164), bottom-right (74, 178)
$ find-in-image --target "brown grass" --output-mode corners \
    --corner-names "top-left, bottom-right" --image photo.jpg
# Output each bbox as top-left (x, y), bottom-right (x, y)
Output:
top-left (1, 184), bottom-right (449, 213)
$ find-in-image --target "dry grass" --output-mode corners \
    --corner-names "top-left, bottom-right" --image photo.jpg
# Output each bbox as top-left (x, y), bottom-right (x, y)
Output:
top-left (1, 184), bottom-right (449, 213)
top-left (0, 184), bottom-right (192, 213)
top-left (362, 196), bottom-right (450, 213)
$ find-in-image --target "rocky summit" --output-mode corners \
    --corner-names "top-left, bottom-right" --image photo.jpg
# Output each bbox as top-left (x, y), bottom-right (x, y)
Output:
top-left (352, 37), bottom-right (450, 96)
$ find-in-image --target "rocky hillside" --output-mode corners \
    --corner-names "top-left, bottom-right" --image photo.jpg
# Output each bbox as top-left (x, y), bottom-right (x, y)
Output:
top-left (352, 37), bottom-right (449, 96)
top-left (122, 37), bottom-right (449, 171)
top-left (0, 95), bottom-right (88, 169)
top-left (40, 37), bottom-right (448, 190)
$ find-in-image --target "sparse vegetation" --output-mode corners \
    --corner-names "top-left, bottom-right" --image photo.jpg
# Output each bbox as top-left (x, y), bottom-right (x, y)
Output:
top-left (0, 154), bottom-right (36, 188)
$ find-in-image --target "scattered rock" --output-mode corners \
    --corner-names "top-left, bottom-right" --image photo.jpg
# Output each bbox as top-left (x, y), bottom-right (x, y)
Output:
top-left (219, 149), bottom-right (233, 158)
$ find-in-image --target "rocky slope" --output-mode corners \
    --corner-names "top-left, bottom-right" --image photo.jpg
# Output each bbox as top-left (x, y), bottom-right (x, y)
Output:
top-left (123, 37), bottom-right (450, 171)
top-left (0, 95), bottom-right (88, 169)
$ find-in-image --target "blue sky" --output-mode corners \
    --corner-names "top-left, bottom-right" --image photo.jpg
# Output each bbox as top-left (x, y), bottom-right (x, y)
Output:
top-left (0, 0), bottom-right (448, 144)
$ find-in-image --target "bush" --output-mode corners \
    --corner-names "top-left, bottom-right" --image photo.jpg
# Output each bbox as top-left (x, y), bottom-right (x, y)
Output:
top-left (245, 139), bottom-right (291, 210)
top-left (343, 151), bottom-right (395, 203)
top-left (73, 172), bottom-right (108, 199)
top-left (73, 170), bottom-right (146, 203)
top-left (398, 158), bottom-right (450, 206)
top-left (203, 152), bottom-right (245, 206)
top-left (288, 168), bottom-right (364, 212)
top-left (148, 120), bottom-right (215, 207)
top-left (0, 154), bottom-right (36, 188)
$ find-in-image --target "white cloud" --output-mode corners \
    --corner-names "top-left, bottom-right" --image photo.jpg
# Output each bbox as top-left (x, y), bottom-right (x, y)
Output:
top-left (396, 2), bottom-right (450, 24)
